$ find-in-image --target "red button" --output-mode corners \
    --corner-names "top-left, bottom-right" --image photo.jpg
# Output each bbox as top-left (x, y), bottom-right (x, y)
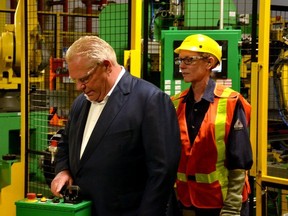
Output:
top-left (27, 193), bottom-right (36, 200)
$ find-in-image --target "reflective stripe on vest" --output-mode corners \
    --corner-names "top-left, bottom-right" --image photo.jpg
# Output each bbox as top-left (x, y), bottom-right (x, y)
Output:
top-left (171, 92), bottom-right (183, 110)
top-left (176, 86), bottom-right (235, 201)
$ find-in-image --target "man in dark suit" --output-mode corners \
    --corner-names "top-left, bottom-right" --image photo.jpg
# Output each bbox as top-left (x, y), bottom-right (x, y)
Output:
top-left (50, 35), bottom-right (181, 216)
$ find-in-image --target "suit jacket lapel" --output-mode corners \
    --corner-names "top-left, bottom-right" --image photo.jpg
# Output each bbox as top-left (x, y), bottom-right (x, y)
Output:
top-left (70, 98), bottom-right (91, 171)
top-left (78, 72), bottom-right (132, 169)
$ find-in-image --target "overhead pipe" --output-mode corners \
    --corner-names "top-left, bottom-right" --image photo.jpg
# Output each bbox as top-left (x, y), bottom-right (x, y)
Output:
top-left (219, 0), bottom-right (224, 29)
top-left (84, 0), bottom-right (93, 33)
top-left (63, 0), bottom-right (68, 32)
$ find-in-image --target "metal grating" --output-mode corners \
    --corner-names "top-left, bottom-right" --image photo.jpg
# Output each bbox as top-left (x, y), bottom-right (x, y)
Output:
top-left (26, 0), bottom-right (129, 197)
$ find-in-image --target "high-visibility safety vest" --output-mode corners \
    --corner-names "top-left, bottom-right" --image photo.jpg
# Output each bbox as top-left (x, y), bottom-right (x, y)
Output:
top-left (171, 84), bottom-right (251, 208)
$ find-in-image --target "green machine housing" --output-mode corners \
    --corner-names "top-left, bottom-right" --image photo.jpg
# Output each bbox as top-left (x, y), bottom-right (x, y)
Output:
top-left (15, 199), bottom-right (92, 216)
top-left (161, 29), bottom-right (242, 96)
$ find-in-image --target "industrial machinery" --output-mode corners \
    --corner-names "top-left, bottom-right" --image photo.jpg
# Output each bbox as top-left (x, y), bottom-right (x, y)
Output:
top-left (267, 17), bottom-right (288, 184)
top-left (2, 1), bottom-right (288, 215)
top-left (145, 0), bottom-right (240, 86)
top-left (0, 0), bottom-right (49, 183)
top-left (0, 0), bottom-right (47, 91)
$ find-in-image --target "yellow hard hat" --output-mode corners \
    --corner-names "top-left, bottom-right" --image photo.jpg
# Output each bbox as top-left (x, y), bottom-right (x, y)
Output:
top-left (174, 34), bottom-right (222, 63)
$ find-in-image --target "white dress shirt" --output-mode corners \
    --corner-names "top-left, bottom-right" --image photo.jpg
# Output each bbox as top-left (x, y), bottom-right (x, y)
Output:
top-left (80, 67), bottom-right (125, 158)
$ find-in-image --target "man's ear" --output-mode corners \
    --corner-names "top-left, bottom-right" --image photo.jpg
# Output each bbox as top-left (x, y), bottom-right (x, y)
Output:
top-left (103, 60), bottom-right (112, 74)
top-left (103, 60), bottom-right (110, 68)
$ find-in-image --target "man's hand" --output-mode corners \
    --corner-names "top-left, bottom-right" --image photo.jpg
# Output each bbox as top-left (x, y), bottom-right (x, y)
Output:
top-left (51, 170), bottom-right (73, 197)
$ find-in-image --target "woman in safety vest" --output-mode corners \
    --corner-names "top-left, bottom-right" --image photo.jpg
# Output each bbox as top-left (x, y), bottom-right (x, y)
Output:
top-left (171, 34), bottom-right (253, 216)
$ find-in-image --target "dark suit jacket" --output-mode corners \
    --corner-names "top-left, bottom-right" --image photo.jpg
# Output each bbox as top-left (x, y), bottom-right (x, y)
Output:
top-left (55, 71), bottom-right (181, 216)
